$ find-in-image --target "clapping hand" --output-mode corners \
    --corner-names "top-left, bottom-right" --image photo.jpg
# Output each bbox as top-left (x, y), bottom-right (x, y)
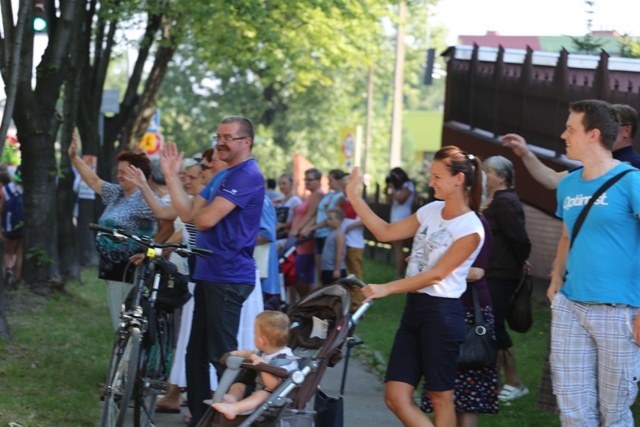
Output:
top-left (161, 141), bottom-right (184, 179)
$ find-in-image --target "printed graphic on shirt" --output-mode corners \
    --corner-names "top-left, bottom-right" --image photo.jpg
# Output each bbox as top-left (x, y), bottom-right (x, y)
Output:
top-left (563, 192), bottom-right (608, 210)
top-left (408, 222), bottom-right (453, 274)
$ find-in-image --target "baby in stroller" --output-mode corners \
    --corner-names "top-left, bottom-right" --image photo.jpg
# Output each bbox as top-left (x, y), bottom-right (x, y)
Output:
top-left (212, 311), bottom-right (298, 420)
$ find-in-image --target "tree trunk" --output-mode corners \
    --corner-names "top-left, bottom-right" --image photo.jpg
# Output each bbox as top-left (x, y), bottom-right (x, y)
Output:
top-left (16, 128), bottom-right (60, 297)
top-left (0, 0), bottom-right (28, 152)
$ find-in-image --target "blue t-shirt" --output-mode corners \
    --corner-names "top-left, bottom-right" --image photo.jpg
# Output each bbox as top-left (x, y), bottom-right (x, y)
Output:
top-left (200, 170), bottom-right (229, 202)
top-left (556, 163), bottom-right (640, 306)
top-left (321, 228), bottom-right (346, 271)
top-left (315, 191), bottom-right (343, 239)
top-left (193, 159), bottom-right (265, 284)
top-left (259, 196), bottom-right (280, 294)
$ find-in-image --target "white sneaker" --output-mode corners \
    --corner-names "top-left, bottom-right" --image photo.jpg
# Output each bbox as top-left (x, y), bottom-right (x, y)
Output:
top-left (498, 384), bottom-right (529, 401)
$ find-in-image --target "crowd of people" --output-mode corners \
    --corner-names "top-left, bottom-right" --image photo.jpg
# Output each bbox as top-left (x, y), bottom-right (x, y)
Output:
top-left (54, 99), bottom-right (640, 427)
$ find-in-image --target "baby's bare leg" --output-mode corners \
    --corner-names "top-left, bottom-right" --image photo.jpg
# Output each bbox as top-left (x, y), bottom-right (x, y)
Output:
top-left (212, 390), bottom-right (271, 420)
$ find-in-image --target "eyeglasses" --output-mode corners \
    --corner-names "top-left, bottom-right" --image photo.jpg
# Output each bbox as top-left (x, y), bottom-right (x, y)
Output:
top-left (215, 135), bottom-right (248, 143)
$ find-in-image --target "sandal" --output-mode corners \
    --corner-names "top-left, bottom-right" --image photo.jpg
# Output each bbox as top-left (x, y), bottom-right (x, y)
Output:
top-left (182, 413), bottom-right (192, 424)
top-left (498, 384), bottom-right (529, 401)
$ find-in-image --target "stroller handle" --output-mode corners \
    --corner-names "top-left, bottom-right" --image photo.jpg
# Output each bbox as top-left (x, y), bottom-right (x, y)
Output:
top-left (336, 274), bottom-right (366, 288)
top-left (239, 360), bottom-right (291, 379)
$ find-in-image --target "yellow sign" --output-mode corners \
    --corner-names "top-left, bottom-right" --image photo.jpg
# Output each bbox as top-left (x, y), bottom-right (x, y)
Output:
top-left (140, 132), bottom-right (156, 152)
top-left (139, 132), bottom-right (162, 155)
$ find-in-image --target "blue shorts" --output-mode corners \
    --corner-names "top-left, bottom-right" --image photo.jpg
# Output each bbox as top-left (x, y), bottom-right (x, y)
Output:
top-left (314, 237), bottom-right (326, 255)
top-left (385, 293), bottom-right (465, 391)
top-left (295, 254), bottom-right (316, 285)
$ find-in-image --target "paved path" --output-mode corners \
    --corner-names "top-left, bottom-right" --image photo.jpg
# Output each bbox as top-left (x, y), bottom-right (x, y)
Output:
top-left (120, 354), bottom-right (400, 426)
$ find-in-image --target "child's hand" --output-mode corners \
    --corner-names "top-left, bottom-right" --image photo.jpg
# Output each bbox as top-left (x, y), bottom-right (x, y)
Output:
top-left (249, 353), bottom-right (266, 365)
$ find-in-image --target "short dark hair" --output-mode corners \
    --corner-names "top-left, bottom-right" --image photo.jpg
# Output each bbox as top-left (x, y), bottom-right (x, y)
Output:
top-left (305, 168), bottom-right (322, 180)
top-left (116, 151), bottom-right (152, 179)
top-left (612, 103), bottom-right (638, 138)
top-left (202, 147), bottom-right (215, 162)
top-left (220, 116), bottom-right (255, 148)
top-left (267, 178), bottom-right (277, 189)
top-left (328, 169), bottom-right (346, 180)
top-left (569, 100), bottom-right (619, 150)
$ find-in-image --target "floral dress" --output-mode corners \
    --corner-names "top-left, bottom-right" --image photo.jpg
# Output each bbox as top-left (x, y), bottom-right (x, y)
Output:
top-left (95, 182), bottom-right (161, 281)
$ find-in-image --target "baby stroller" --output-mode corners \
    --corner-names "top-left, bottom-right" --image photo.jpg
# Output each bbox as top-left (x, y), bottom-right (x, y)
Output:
top-left (196, 275), bottom-right (372, 427)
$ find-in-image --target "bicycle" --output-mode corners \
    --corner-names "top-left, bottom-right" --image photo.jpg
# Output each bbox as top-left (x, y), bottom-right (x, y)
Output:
top-left (90, 223), bottom-right (212, 427)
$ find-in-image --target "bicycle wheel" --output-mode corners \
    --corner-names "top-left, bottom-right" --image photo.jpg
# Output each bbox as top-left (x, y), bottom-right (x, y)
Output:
top-left (101, 326), bottom-right (141, 427)
top-left (134, 311), bottom-right (173, 427)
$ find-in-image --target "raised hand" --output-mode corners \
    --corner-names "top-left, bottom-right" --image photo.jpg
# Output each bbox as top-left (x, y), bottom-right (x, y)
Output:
top-left (122, 164), bottom-right (147, 189)
top-left (345, 166), bottom-right (363, 200)
top-left (501, 133), bottom-right (531, 158)
top-left (160, 141), bottom-right (184, 179)
top-left (68, 132), bottom-right (79, 160)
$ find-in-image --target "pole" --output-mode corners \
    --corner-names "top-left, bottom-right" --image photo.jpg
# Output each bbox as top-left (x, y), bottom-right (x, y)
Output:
top-left (389, 0), bottom-right (406, 169)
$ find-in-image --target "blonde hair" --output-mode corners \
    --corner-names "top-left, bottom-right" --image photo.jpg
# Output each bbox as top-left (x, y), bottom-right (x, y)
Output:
top-left (255, 311), bottom-right (290, 348)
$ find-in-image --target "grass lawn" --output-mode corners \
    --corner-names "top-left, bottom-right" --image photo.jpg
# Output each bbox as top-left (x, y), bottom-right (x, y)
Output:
top-left (0, 269), bottom-right (112, 426)
top-left (358, 257), bottom-right (640, 426)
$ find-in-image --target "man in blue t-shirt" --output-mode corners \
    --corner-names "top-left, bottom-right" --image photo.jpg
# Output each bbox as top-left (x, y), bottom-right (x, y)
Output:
top-left (502, 103), bottom-right (640, 189)
top-left (161, 116), bottom-right (265, 426)
top-left (548, 100), bottom-right (640, 427)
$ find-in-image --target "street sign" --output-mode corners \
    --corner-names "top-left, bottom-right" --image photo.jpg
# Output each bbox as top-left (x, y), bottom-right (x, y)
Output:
top-left (101, 90), bottom-right (120, 113)
top-left (140, 132), bottom-right (163, 155)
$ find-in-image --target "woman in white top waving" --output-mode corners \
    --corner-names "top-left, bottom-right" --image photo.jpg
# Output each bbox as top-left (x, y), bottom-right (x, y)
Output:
top-left (346, 146), bottom-right (485, 427)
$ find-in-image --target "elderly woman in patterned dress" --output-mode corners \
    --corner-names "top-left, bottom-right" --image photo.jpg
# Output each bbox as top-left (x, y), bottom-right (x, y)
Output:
top-left (69, 135), bottom-right (166, 330)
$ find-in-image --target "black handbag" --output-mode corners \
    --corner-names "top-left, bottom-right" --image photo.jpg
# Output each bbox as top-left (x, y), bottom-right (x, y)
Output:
top-left (506, 273), bottom-right (534, 333)
top-left (458, 285), bottom-right (497, 369)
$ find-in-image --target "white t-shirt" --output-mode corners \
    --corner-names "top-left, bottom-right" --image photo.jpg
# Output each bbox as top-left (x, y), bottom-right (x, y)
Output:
top-left (262, 346), bottom-right (298, 371)
top-left (342, 217), bottom-right (365, 249)
top-left (405, 201), bottom-right (484, 298)
top-left (390, 181), bottom-right (415, 222)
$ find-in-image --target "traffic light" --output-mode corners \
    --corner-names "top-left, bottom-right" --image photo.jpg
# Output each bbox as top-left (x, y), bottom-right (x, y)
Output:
top-left (33, 0), bottom-right (47, 33)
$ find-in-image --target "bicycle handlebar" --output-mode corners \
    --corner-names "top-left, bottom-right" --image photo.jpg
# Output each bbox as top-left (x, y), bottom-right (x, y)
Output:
top-left (89, 223), bottom-right (213, 257)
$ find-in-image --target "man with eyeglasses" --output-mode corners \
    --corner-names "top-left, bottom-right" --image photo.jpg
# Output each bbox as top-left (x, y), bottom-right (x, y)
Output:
top-left (161, 116), bottom-right (265, 426)
top-left (502, 103), bottom-right (640, 190)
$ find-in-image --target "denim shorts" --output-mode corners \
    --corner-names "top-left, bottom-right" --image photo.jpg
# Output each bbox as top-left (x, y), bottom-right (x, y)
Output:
top-left (385, 293), bottom-right (466, 391)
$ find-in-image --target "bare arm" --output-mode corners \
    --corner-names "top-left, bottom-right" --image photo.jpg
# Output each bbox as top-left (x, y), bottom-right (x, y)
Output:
top-left (161, 141), bottom-right (196, 222)
top-left (361, 233), bottom-right (481, 301)
top-left (333, 232), bottom-right (345, 278)
top-left (467, 267), bottom-right (485, 282)
top-left (68, 134), bottom-right (105, 195)
top-left (122, 165), bottom-right (177, 221)
top-left (501, 133), bottom-right (568, 190)
top-left (291, 191), bottom-right (323, 236)
top-left (548, 223), bottom-right (569, 302)
top-left (192, 196), bottom-right (237, 231)
top-left (345, 167), bottom-right (417, 242)
top-left (393, 185), bottom-right (411, 204)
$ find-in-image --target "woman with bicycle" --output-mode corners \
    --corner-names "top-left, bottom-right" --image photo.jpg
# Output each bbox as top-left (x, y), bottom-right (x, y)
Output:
top-left (69, 134), bottom-right (166, 330)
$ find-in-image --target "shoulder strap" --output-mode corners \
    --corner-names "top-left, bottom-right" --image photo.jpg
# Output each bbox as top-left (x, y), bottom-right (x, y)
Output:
top-left (470, 284), bottom-right (483, 326)
top-left (570, 169), bottom-right (636, 248)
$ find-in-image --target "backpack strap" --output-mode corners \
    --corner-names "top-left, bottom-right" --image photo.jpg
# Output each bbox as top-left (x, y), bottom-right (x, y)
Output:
top-left (570, 169), bottom-right (637, 249)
